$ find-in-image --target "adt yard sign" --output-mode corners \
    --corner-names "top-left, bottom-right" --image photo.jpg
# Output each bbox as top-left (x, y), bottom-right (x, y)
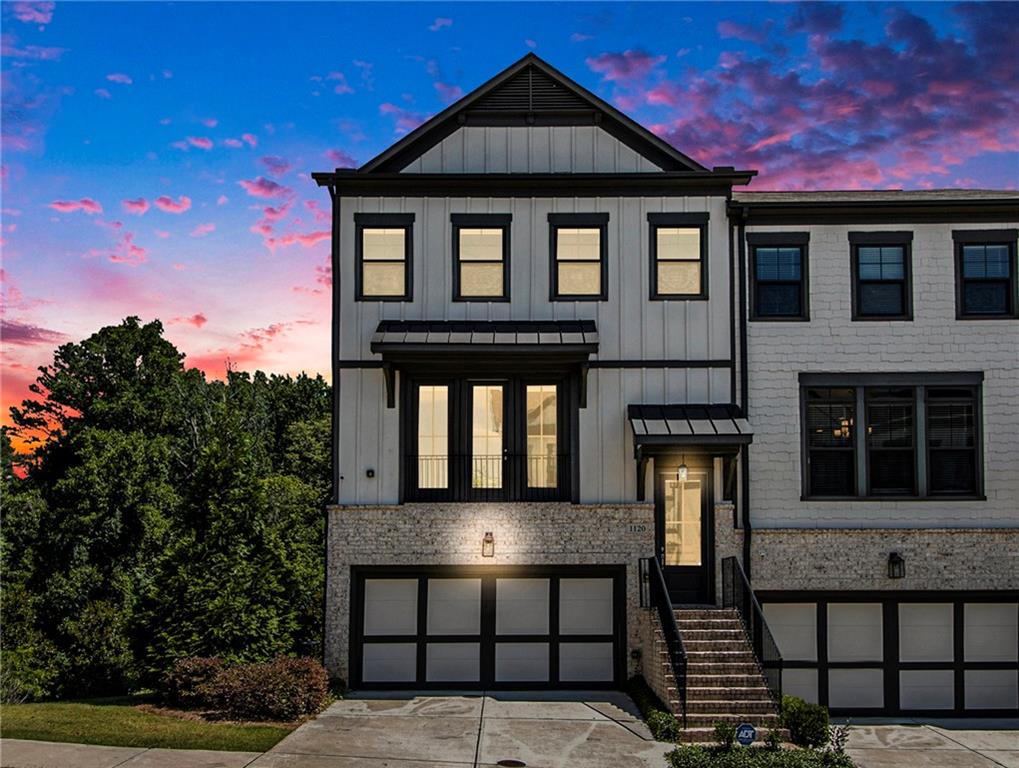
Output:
top-left (736, 723), bottom-right (756, 747)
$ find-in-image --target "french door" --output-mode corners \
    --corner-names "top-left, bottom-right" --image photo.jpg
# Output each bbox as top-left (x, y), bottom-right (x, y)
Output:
top-left (655, 464), bottom-right (713, 605)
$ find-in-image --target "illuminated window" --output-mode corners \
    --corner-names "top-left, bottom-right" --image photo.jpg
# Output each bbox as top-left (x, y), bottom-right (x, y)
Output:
top-left (549, 213), bottom-right (608, 300)
top-left (472, 385), bottom-right (504, 489)
top-left (649, 213), bottom-right (708, 299)
top-left (526, 385), bottom-right (557, 488)
top-left (452, 215), bottom-right (511, 300)
top-left (417, 386), bottom-right (448, 489)
top-left (355, 213), bottom-right (413, 300)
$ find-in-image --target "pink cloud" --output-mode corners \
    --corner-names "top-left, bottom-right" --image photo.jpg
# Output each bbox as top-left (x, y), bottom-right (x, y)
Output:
top-left (434, 82), bottom-right (463, 103)
top-left (265, 230), bottom-right (330, 249)
top-left (190, 222), bottom-right (215, 237)
top-left (106, 73), bottom-right (133, 85)
top-left (259, 155), bottom-right (291, 177)
top-left (121, 197), bottom-right (149, 215)
top-left (153, 195), bottom-right (191, 213)
top-left (327, 71), bottom-right (353, 95)
top-left (223, 138), bottom-right (243, 148)
top-left (304, 199), bottom-right (330, 224)
top-left (154, 229), bottom-right (170, 239)
top-left (571, 32), bottom-right (593, 43)
top-left (173, 313), bottom-right (208, 328)
top-left (262, 200), bottom-right (293, 221)
top-left (49, 198), bottom-right (102, 214)
top-left (238, 176), bottom-right (291, 199)
top-left (10, 2), bottom-right (55, 25)
top-left (429, 17), bottom-right (452, 31)
top-left (586, 49), bottom-right (665, 83)
top-left (717, 19), bottom-right (770, 44)
top-left (186, 136), bottom-right (213, 150)
top-left (94, 88), bottom-right (112, 100)
top-left (241, 133), bottom-right (258, 147)
top-left (1, 39), bottom-right (64, 60)
top-left (324, 148), bottom-right (357, 167)
top-left (379, 103), bottom-right (429, 134)
top-left (216, 194), bottom-right (229, 205)
top-left (0, 318), bottom-right (65, 346)
top-left (106, 231), bottom-right (147, 266)
top-left (201, 117), bottom-right (218, 128)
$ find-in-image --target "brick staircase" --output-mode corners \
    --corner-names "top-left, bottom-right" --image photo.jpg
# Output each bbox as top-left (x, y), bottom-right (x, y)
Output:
top-left (657, 607), bottom-right (787, 744)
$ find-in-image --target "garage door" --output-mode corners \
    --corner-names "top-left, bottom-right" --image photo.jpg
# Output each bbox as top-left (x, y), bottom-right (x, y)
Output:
top-left (760, 594), bottom-right (1019, 716)
top-left (351, 567), bottom-right (625, 689)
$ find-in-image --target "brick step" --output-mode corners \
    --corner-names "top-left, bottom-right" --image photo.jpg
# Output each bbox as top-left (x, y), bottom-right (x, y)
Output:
top-left (677, 621), bottom-right (745, 632)
top-left (677, 727), bottom-right (790, 744)
top-left (687, 674), bottom-right (769, 687)
top-left (685, 699), bottom-right (778, 714)
top-left (686, 686), bottom-right (775, 702)
top-left (680, 628), bottom-right (748, 640)
top-left (683, 712), bottom-right (781, 728)
top-left (685, 663), bottom-right (763, 675)
top-left (675, 608), bottom-right (738, 617)
top-left (683, 639), bottom-right (749, 652)
top-left (687, 650), bottom-right (758, 662)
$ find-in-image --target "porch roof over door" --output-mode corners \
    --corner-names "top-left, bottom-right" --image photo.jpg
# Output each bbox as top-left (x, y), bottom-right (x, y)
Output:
top-left (627, 404), bottom-right (753, 447)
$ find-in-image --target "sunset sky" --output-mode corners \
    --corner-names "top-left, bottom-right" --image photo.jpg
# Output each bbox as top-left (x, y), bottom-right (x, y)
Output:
top-left (2, 1), bottom-right (1017, 444)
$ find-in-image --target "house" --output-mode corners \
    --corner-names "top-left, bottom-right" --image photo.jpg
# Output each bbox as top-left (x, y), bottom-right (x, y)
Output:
top-left (313, 54), bottom-right (1018, 725)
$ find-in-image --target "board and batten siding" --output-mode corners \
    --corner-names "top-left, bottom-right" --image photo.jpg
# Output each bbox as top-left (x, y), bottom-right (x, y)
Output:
top-left (335, 193), bottom-right (734, 505)
top-left (745, 220), bottom-right (1019, 529)
top-left (400, 126), bottom-right (664, 174)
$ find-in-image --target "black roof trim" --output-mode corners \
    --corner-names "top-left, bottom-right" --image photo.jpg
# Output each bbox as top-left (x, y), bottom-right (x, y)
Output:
top-left (351, 53), bottom-right (710, 174)
top-left (729, 198), bottom-right (1019, 225)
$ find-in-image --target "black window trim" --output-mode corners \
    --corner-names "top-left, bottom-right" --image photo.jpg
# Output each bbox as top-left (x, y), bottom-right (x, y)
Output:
top-left (452, 213), bottom-right (512, 302)
top-left (952, 229), bottom-right (1018, 320)
top-left (548, 212), bottom-right (609, 302)
top-left (849, 231), bottom-right (914, 321)
top-left (354, 212), bottom-right (415, 302)
top-left (747, 231), bottom-right (810, 321)
top-left (798, 372), bottom-right (985, 502)
top-left (648, 211), bottom-right (709, 301)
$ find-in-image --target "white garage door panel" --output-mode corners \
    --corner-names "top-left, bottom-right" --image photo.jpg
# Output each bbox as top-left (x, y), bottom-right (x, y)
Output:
top-left (559, 578), bottom-right (613, 635)
top-left (899, 604), bottom-right (953, 662)
top-left (828, 604), bottom-right (883, 662)
top-left (763, 603), bottom-right (817, 662)
top-left (782, 669), bottom-right (818, 704)
top-left (363, 643), bottom-right (417, 682)
top-left (496, 642), bottom-right (549, 682)
top-left (964, 604), bottom-right (1018, 662)
top-left (426, 643), bottom-right (480, 682)
top-left (900, 670), bottom-right (954, 709)
top-left (965, 670), bottom-right (1019, 709)
top-left (496, 579), bottom-right (550, 635)
top-left (828, 668), bottom-right (883, 709)
top-left (559, 642), bottom-right (614, 682)
top-left (427, 579), bottom-right (481, 635)
top-left (364, 579), bottom-right (418, 635)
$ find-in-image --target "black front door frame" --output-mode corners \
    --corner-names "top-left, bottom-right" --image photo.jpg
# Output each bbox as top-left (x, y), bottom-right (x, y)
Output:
top-left (654, 456), bottom-right (715, 605)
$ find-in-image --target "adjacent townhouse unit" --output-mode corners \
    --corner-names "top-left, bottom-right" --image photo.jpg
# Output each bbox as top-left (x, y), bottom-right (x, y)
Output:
top-left (314, 54), bottom-right (1018, 727)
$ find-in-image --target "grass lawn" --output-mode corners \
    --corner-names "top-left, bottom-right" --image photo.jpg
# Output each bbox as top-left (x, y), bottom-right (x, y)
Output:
top-left (0, 696), bottom-right (294, 752)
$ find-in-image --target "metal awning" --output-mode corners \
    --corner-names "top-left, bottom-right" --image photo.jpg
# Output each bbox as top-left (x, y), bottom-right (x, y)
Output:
top-left (628, 404), bottom-right (753, 447)
top-left (369, 320), bottom-right (599, 407)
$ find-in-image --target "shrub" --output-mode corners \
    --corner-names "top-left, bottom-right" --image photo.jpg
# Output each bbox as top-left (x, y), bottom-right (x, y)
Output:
top-left (714, 721), bottom-right (737, 750)
top-left (667, 745), bottom-right (856, 768)
top-left (625, 676), bottom-right (680, 742)
top-left (202, 656), bottom-right (328, 721)
top-left (781, 696), bottom-right (829, 748)
top-left (647, 709), bottom-right (681, 742)
top-left (162, 657), bottom-right (224, 708)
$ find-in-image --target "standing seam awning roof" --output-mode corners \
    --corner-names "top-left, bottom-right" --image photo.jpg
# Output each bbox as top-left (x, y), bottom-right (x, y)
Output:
top-left (627, 404), bottom-right (753, 446)
top-left (370, 320), bottom-right (598, 354)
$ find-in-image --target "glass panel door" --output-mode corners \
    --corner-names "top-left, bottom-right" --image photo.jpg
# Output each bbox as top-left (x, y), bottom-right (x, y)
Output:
top-left (663, 477), bottom-right (702, 566)
top-left (472, 384), bottom-right (504, 489)
top-left (526, 384), bottom-right (557, 488)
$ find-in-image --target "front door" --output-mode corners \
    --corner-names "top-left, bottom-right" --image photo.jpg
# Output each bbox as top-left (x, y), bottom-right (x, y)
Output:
top-left (655, 465), bottom-right (712, 604)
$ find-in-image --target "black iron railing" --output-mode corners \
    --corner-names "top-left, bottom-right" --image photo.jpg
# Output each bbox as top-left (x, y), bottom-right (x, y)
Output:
top-left (643, 556), bottom-right (688, 728)
top-left (721, 556), bottom-right (783, 702)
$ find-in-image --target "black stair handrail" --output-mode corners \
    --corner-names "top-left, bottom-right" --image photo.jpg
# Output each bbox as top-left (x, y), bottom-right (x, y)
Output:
top-left (721, 556), bottom-right (783, 703)
top-left (643, 556), bottom-right (687, 728)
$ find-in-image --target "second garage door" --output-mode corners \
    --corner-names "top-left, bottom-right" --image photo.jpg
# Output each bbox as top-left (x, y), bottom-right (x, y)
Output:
top-left (351, 566), bottom-right (625, 689)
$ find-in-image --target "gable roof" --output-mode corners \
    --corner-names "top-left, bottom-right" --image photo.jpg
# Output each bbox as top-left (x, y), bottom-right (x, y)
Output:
top-left (358, 53), bottom-right (707, 174)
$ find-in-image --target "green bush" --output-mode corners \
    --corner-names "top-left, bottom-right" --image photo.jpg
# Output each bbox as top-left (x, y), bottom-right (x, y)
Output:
top-left (780, 696), bottom-right (829, 748)
top-left (625, 676), bottom-right (681, 742)
top-left (667, 745), bottom-right (855, 768)
top-left (647, 709), bottom-right (681, 742)
top-left (201, 657), bottom-right (328, 721)
top-left (714, 721), bottom-right (737, 749)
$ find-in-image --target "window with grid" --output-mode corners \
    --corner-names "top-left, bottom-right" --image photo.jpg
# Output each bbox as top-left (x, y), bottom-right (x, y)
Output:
top-left (552, 228), bottom-right (603, 298)
top-left (355, 213), bottom-right (413, 300)
top-left (417, 385), bottom-right (448, 489)
top-left (855, 246), bottom-right (909, 318)
top-left (866, 388), bottom-right (916, 496)
top-left (453, 215), bottom-right (511, 301)
top-left (649, 212), bottom-right (707, 299)
top-left (805, 388), bottom-right (856, 497)
top-left (753, 245), bottom-right (806, 318)
top-left (926, 388), bottom-right (977, 495)
top-left (958, 242), bottom-right (1015, 317)
top-left (526, 385), bottom-right (557, 489)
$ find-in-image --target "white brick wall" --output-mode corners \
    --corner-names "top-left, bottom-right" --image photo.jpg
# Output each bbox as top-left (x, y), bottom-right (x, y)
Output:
top-left (746, 221), bottom-right (1019, 529)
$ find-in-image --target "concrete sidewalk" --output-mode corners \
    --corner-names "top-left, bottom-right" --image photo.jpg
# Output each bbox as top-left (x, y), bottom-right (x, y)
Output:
top-left (0, 740), bottom-right (261, 768)
top-left (847, 724), bottom-right (1019, 768)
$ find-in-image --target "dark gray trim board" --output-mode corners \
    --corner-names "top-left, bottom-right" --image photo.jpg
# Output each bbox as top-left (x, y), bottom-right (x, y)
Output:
top-left (338, 358), bottom-right (732, 369)
top-left (849, 231), bottom-right (914, 321)
top-left (952, 228), bottom-right (1019, 320)
top-left (730, 199), bottom-right (1019, 225)
top-left (798, 371), bottom-right (984, 386)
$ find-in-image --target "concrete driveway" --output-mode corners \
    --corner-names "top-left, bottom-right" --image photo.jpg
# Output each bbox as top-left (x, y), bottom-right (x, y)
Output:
top-left (846, 722), bottom-right (1019, 768)
top-left (248, 691), bottom-right (673, 768)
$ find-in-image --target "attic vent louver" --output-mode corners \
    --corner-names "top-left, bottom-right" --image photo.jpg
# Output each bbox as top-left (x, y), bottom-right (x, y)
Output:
top-left (472, 65), bottom-right (591, 112)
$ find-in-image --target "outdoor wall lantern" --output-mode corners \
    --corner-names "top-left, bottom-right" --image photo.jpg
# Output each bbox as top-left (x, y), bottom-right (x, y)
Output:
top-left (677, 454), bottom-right (689, 482)
top-left (888, 552), bottom-right (905, 579)
top-left (482, 531), bottom-right (495, 558)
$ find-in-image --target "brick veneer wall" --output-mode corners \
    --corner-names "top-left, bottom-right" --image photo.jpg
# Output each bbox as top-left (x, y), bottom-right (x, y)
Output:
top-left (325, 501), bottom-right (655, 682)
top-left (637, 609), bottom-right (680, 714)
top-left (751, 528), bottom-right (1019, 592)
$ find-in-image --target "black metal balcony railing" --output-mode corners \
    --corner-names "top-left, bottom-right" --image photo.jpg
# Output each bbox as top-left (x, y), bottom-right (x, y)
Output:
top-left (642, 555), bottom-right (688, 728)
top-left (721, 556), bottom-right (783, 703)
top-left (407, 453), bottom-right (569, 501)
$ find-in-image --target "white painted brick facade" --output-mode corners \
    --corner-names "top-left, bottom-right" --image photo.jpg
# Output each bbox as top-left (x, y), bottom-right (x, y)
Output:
top-left (745, 221), bottom-right (1019, 530)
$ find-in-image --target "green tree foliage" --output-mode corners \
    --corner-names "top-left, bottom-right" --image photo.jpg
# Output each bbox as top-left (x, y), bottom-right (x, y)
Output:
top-left (3, 318), bottom-right (330, 698)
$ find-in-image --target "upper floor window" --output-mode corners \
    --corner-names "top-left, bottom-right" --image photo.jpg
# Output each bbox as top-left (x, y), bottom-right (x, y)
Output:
top-left (748, 232), bottom-right (809, 320)
top-left (800, 373), bottom-right (983, 500)
top-left (850, 232), bottom-right (913, 320)
top-left (548, 213), bottom-right (608, 301)
top-left (648, 212), bottom-right (708, 300)
top-left (354, 213), bottom-right (414, 301)
top-left (452, 214), bottom-right (511, 301)
top-left (404, 374), bottom-right (571, 502)
top-left (954, 229), bottom-right (1018, 319)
